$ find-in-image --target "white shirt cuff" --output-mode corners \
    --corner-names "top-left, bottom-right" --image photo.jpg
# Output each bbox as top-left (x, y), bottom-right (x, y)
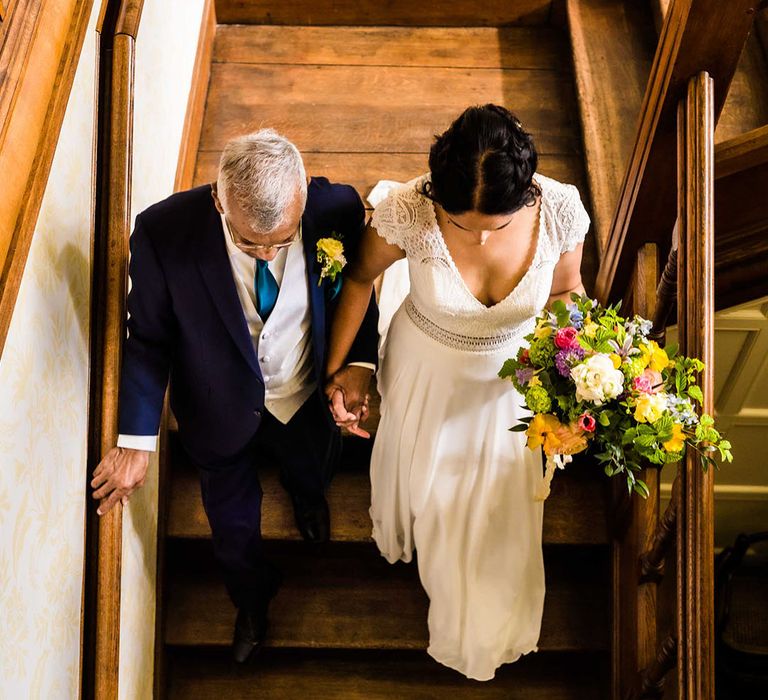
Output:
top-left (117, 434), bottom-right (158, 452)
top-left (347, 362), bottom-right (376, 372)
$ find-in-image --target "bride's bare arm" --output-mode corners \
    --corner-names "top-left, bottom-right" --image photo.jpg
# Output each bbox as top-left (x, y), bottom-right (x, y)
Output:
top-left (547, 243), bottom-right (585, 308)
top-left (326, 223), bottom-right (405, 378)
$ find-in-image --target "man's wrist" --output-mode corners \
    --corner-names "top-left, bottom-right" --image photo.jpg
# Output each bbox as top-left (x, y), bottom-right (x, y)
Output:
top-left (117, 434), bottom-right (158, 452)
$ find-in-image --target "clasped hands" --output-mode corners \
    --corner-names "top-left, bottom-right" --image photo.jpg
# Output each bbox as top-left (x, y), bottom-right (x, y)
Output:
top-left (325, 364), bottom-right (374, 439)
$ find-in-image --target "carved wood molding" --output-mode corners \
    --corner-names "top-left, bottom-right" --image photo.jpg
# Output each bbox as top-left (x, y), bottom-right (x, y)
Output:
top-left (676, 70), bottom-right (716, 700)
top-left (639, 478), bottom-right (678, 584)
top-left (0, 0), bottom-right (95, 360)
top-left (594, 0), bottom-right (759, 305)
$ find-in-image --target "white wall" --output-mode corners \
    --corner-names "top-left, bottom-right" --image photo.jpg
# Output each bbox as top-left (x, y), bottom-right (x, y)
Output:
top-left (0, 3), bottom-right (100, 697)
top-left (118, 2), bottom-right (206, 698)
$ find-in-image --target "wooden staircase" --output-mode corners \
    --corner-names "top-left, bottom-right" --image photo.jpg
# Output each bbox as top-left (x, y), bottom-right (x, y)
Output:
top-left (157, 2), bottom-right (613, 697)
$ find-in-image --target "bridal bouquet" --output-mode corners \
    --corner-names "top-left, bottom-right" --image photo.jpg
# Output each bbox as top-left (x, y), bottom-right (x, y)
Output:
top-left (499, 294), bottom-right (732, 500)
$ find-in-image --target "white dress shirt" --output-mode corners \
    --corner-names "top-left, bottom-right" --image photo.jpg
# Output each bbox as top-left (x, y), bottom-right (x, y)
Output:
top-left (118, 214), bottom-right (374, 452)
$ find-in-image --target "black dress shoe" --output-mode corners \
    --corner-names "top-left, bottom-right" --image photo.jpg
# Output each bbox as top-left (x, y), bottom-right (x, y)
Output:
top-left (289, 491), bottom-right (330, 543)
top-left (232, 606), bottom-right (268, 664)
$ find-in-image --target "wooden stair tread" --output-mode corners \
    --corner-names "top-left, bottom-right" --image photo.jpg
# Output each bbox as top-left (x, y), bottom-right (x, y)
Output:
top-left (214, 0), bottom-right (553, 27)
top-left (200, 63), bottom-right (580, 156)
top-left (213, 25), bottom-right (566, 70)
top-left (168, 648), bottom-right (608, 699)
top-left (566, 0), bottom-right (657, 255)
top-left (164, 545), bottom-right (608, 651)
top-left (166, 438), bottom-right (608, 544)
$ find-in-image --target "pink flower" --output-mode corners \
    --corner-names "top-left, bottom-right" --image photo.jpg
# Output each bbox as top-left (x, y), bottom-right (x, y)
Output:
top-left (633, 369), bottom-right (663, 394)
top-left (577, 412), bottom-right (596, 433)
top-left (554, 326), bottom-right (580, 351)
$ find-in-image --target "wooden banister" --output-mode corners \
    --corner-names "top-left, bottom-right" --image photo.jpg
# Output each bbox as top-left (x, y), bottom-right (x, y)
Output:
top-left (675, 70), bottom-right (715, 700)
top-left (594, 0), bottom-right (759, 305)
top-left (639, 481), bottom-right (678, 585)
top-left (85, 2), bottom-right (143, 697)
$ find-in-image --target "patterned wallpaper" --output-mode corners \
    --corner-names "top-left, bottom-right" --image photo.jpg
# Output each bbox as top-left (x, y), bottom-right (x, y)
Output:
top-left (0, 3), bottom-right (100, 697)
top-left (118, 2), bottom-right (206, 699)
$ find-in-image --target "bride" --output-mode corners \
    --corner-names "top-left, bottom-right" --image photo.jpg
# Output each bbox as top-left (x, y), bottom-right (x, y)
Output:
top-left (324, 104), bottom-right (590, 681)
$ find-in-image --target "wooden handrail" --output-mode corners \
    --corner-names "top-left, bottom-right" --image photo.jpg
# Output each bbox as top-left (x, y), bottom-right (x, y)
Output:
top-left (675, 70), bottom-right (715, 700)
top-left (85, 1), bottom-right (143, 697)
top-left (594, 0), bottom-right (759, 306)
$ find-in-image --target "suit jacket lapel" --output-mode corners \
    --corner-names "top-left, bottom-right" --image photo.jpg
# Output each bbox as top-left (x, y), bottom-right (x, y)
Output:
top-left (196, 198), bottom-right (262, 377)
top-left (302, 210), bottom-right (327, 375)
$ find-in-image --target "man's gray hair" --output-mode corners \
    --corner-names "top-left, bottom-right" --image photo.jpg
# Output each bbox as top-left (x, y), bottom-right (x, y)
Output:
top-left (217, 129), bottom-right (307, 234)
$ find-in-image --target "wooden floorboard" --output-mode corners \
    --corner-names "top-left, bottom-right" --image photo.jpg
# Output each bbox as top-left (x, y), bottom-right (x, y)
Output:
top-left (213, 0), bottom-right (553, 26)
top-left (168, 648), bottom-right (608, 699)
top-left (213, 26), bottom-right (566, 70)
top-left (164, 543), bottom-right (609, 652)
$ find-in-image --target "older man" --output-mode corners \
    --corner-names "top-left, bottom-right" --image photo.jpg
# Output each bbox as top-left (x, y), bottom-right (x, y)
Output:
top-left (90, 130), bottom-right (379, 662)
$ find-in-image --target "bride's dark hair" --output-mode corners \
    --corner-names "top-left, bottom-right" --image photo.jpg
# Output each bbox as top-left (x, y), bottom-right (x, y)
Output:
top-left (420, 104), bottom-right (540, 215)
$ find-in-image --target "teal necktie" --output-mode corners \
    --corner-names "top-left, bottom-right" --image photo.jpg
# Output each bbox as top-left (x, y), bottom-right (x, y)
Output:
top-left (255, 260), bottom-right (279, 321)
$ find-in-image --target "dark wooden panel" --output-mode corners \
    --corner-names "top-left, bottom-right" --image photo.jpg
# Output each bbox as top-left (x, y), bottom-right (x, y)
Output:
top-left (214, 0), bottom-right (552, 26)
top-left (714, 125), bottom-right (768, 309)
top-left (168, 648), bottom-right (609, 700)
top-left (213, 25), bottom-right (566, 69)
top-left (566, 0), bottom-right (657, 256)
top-left (165, 544), bottom-right (609, 651)
top-left (199, 64), bottom-right (581, 155)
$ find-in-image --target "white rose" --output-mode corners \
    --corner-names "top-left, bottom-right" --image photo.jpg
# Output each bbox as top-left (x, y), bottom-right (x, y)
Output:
top-left (571, 354), bottom-right (625, 406)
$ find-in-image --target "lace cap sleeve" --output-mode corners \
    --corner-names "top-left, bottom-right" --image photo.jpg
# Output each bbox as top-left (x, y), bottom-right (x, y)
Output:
top-left (556, 184), bottom-right (591, 254)
top-left (370, 183), bottom-right (425, 251)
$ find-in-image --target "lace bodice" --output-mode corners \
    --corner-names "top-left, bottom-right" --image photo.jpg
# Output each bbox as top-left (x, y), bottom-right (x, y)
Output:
top-left (371, 173), bottom-right (590, 352)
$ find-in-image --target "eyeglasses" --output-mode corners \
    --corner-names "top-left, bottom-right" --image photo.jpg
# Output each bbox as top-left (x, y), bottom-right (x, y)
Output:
top-left (224, 215), bottom-right (300, 253)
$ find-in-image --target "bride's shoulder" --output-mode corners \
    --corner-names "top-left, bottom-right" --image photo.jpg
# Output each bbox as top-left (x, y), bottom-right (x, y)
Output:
top-left (370, 174), bottom-right (434, 247)
top-left (535, 173), bottom-right (591, 253)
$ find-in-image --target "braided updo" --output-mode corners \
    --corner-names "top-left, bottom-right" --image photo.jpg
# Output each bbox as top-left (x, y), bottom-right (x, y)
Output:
top-left (421, 104), bottom-right (540, 215)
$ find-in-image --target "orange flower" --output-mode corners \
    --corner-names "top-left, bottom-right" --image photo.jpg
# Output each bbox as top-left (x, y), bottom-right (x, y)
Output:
top-left (551, 422), bottom-right (590, 456)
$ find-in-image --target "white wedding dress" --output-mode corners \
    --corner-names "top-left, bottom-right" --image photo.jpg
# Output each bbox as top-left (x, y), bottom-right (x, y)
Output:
top-left (368, 173), bottom-right (590, 681)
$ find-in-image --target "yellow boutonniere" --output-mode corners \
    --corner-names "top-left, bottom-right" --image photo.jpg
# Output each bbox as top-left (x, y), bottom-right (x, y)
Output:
top-left (316, 234), bottom-right (346, 286)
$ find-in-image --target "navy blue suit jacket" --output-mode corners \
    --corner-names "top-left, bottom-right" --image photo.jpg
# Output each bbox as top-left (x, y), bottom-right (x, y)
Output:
top-left (117, 178), bottom-right (379, 466)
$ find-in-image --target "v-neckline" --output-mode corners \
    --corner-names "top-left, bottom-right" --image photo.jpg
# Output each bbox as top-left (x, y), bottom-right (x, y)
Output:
top-left (426, 176), bottom-right (544, 311)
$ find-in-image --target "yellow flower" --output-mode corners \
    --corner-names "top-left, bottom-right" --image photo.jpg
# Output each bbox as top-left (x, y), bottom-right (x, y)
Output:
top-left (639, 341), bottom-right (670, 373)
top-left (533, 320), bottom-right (553, 340)
top-left (317, 237), bottom-right (344, 261)
top-left (583, 320), bottom-right (598, 338)
top-left (633, 393), bottom-right (668, 424)
top-left (529, 373), bottom-right (542, 388)
top-left (663, 424), bottom-right (686, 452)
top-left (526, 414), bottom-right (562, 452)
top-left (609, 353), bottom-right (622, 369)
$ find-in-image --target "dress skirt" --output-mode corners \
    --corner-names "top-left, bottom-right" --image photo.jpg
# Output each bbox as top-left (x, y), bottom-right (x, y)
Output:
top-left (370, 299), bottom-right (546, 681)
